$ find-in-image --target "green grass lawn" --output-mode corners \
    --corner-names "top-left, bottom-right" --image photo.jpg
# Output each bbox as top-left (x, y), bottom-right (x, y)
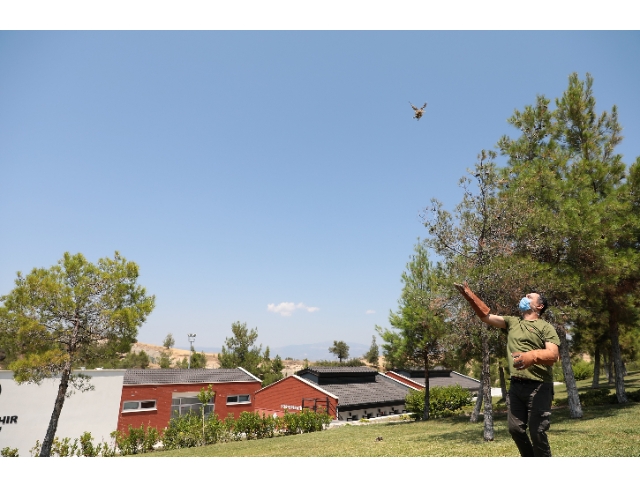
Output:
top-left (140, 371), bottom-right (640, 457)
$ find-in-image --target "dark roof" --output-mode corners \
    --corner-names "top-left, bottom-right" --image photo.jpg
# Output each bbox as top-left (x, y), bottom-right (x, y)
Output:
top-left (298, 366), bottom-right (377, 377)
top-left (123, 368), bottom-right (260, 385)
top-left (320, 374), bottom-right (416, 408)
top-left (393, 368), bottom-right (454, 379)
top-left (404, 371), bottom-right (480, 391)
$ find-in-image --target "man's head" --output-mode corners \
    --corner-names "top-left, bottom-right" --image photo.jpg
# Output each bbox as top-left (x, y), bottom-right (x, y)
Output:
top-left (525, 292), bottom-right (547, 316)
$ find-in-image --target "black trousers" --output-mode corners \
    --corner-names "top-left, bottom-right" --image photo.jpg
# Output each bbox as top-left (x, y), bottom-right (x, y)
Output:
top-left (508, 379), bottom-right (554, 457)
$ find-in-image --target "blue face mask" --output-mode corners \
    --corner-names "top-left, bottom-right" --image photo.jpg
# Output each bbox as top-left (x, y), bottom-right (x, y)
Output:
top-left (519, 297), bottom-right (531, 312)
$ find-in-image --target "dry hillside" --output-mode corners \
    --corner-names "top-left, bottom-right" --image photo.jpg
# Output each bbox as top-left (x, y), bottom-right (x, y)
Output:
top-left (132, 342), bottom-right (309, 377)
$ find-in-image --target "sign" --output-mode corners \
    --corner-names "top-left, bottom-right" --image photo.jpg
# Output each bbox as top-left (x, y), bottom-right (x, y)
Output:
top-left (0, 415), bottom-right (18, 433)
top-left (280, 404), bottom-right (302, 411)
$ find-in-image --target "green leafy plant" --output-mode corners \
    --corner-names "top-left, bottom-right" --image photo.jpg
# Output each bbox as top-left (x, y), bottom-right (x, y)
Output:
top-left (203, 413), bottom-right (232, 444)
top-left (29, 440), bottom-right (42, 457)
top-left (197, 384), bottom-right (215, 439)
top-left (406, 385), bottom-right (472, 419)
top-left (1, 446), bottom-right (19, 457)
top-left (27, 431), bottom-right (115, 457)
top-left (111, 424), bottom-right (159, 455)
top-left (571, 359), bottom-right (594, 381)
top-left (51, 436), bottom-right (79, 457)
top-left (115, 408), bottom-right (332, 454)
top-left (578, 388), bottom-right (615, 406)
top-left (233, 411), bottom-right (280, 440)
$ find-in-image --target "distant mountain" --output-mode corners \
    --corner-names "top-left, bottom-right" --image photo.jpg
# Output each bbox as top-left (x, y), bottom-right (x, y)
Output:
top-left (271, 341), bottom-right (369, 362)
top-left (178, 346), bottom-right (222, 354)
top-left (167, 341), bottom-right (369, 362)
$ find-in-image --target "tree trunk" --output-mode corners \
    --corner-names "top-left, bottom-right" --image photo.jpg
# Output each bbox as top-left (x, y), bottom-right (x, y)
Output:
top-left (608, 356), bottom-right (615, 385)
top-left (556, 323), bottom-right (583, 419)
top-left (470, 367), bottom-right (483, 423)
top-left (423, 355), bottom-right (430, 420)
top-left (499, 364), bottom-right (508, 403)
top-left (591, 345), bottom-right (600, 389)
top-left (40, 361), bottom-right (72, 456)
top-left (481, 331), bottom-right (494, 441)
top-left (608, 301), bottom-right (628, 403)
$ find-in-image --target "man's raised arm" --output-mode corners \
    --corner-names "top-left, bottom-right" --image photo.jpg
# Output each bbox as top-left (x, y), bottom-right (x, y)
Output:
top-left (453, 282), bottom-right (506, 329)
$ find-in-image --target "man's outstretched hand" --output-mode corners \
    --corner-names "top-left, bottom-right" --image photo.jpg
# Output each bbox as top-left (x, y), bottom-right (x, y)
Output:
top-left (453, 282), bottom-right (468, 295)
top-left (453, 281), bottom-right (490, 318)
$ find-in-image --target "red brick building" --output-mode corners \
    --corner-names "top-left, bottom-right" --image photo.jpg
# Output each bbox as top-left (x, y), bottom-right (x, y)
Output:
top-left (117, 368), bottom-right (261, 433)
top-left (254, 375), bottom-right (339, 418)
top-left (255, 366), bottom-right (418, 421)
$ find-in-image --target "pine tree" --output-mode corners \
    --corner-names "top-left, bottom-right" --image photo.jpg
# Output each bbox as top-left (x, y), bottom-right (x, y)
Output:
top-left (377, 241), bottom-right (450, 421)
top-left (218, 322), bottom-right (262, 377)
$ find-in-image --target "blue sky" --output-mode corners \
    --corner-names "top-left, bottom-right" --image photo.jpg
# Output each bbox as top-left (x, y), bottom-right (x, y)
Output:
top-left (1, 29), bottom-right (639, 354)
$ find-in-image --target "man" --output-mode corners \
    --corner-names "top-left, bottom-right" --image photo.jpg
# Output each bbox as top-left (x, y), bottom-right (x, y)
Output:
top-left (454, 282), bottom-right (560, 457)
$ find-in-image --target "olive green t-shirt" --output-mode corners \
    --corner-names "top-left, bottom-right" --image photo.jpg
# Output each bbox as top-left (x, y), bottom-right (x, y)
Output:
top-left (503, 316), bottom-right (561, 383)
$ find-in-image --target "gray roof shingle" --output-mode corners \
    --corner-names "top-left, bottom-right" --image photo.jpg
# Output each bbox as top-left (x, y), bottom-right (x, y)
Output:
top-left (301, 366), bottom-right (377, 376)
top-left (403, 371), bottom-right (481, 391)
top-left (320, 374), bottom-right (415, 408)
top-left (123, 368), bottom-right (260, 385)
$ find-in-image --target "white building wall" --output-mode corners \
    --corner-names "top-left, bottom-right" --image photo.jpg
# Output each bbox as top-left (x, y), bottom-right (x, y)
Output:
top-left (0, 370), bottom-right (125, 456)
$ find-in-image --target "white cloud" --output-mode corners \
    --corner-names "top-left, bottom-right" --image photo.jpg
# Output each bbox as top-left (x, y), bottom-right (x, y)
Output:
top-left (267, 302), bottom-right (320, 317)
top-left (365, 310), bottom-right (376, 315)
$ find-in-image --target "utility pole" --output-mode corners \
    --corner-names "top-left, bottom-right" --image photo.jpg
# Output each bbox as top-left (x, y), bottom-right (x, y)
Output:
top-left (188, 333), bottom-right (196, 369)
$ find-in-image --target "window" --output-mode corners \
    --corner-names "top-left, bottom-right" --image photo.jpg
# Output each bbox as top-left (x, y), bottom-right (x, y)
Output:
top-left (171, 395), bottom-right (214, 418)
top-left (226, 394), bottom-right (251, 405)
top-left (122, 400), bottom-right (157, 412)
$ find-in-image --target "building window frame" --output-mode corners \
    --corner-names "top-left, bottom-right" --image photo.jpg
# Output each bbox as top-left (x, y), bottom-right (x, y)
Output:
top-left (226, 394), bottom-right (251, 405)
top-left (171, 394), bottom-right (214, 419)
top-left (122, 399), bottom-right (157, 412)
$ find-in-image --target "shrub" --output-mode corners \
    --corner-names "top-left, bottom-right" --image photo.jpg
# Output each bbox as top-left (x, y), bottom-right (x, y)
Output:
top-left (255, 412), bottom-right (278, 439)
top-left (29, 440), bottom-right (42, 457)
top-left (161, 413), bottom-right (203, 450)
top-left (579, 388), bottom-right (614, 406)
top-left (235, 411), bottom-right (261, 440)
top-left (298, 408), bottom-right (331, 432)
top-left (79, 432), bottom-right (98, 457)
top-left (572, 359), bottom-right (594, 381)
top-left (405, 385), bottom-right (473, 419)
top-left (111, 424), bottom-right (160, 455)
top-left (113, 409), bottom-right (333, 454)
top-left (203, 413), bottom-right (233, 444)
top-left (279, 409), bottom-right (331, 435)
top-left (280, 410), bottom-right (302, 435)
top-left (52, 436), bottom-right (79, 457)
top-left (28, 432), bottom-right (115, 457)
top-left (626, 389), bottom-right (640, 402)
top-left (1, 446), bottom-right (19, 457)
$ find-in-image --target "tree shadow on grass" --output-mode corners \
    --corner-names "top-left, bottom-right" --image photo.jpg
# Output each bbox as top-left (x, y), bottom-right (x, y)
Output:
top-left (551, 402), bottom-right (639, 427)
top-left (376, 414), bottom-right (510, 444)
top-left (383, 403), bottom-right (639, 445)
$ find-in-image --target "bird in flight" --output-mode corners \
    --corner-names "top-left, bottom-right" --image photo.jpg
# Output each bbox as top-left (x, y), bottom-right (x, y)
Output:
top-left (410, 102), bottom-right (427, 121)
